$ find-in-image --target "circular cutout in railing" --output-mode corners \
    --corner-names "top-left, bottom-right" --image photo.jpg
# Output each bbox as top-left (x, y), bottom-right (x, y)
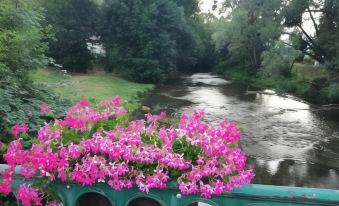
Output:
top-left (187, 202), bottom-right (212, 206)
top-left (128, 197), bottom-right (161, 206)
top-left (77, 192), bottom-right (112, 206)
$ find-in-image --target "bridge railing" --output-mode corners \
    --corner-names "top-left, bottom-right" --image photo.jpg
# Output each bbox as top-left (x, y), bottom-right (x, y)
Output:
top-left (2, 164), bottom-right (339, 206)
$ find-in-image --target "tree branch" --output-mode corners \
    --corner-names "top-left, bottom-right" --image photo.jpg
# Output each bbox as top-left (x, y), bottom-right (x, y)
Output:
top-left (279, 40), bottom-right (294, 48)
top-left (297, 24), bottom-right (316, 46)
top-left (307, 6), bottom-right (320, 36)
top-left (308, 10), bottom-right (324, 12)
top-left (279, 40), bottom-right (322, 62)
top-left (281, 31), bottom-right (297, 36)
top-left (302, 50), bottom-right (321, 62)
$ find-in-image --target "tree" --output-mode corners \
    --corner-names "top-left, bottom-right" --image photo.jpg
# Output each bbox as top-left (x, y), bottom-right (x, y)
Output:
top-left (175, 0), bottom-right (217, 73)
top-left (282, 0), bottom-right (339, 72)
top-left (41, 0), bottom-right (99, 72)
top-left (0, 0), bottom-right (50, 77)
top-left (101, 0), bottom-right (191, 83)
top-left (260, 43), bottom-right (301, 78)
top-left (213, 0), bottom-right (283, 73)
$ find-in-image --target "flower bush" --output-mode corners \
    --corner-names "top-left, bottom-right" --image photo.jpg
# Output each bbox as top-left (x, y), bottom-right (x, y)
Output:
top-left (0, 96), bottom-right (254, 205)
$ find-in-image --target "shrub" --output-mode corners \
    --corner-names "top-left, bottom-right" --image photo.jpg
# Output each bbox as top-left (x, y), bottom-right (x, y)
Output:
top-left (327, 83), bottom-right (339, 103)
top-left (260, 43), bottom-right (300, 78)
top-left (0, 97), bottom-right (254, 205)
top-left (0, 75), bottom-right (70, 160)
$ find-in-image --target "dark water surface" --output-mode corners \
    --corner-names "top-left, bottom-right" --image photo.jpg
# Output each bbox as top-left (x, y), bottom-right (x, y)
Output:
top-left (141, 73), bottom-right (339, 189)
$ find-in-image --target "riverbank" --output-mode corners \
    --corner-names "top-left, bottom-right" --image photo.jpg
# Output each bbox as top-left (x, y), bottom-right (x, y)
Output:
top-left (221, 63), bottom-right (333, 105)
top-left (29, 68), bottom-right (155, 111)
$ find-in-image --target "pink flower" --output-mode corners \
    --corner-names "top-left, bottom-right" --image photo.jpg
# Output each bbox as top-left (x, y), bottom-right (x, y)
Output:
top-left (40, 103), bottom-right (51, 113)
top-left (1, 96), bottom-right (254, 200)
top-left (114, 107), bottom-right (126, 116)
top-left (4, 140), bottom-right (24, 165)
top-left (11, 123), bottom-right (29, 137)
top-left (20, 164), bottom-right (36, 179)
top-left (100, 96), bottom-right (122, 107)
top-left (38, 123), bottom-right (62, 142)
top-left (16, 184), bottom-right (42, 206)
top-left (0, 182), bottom-right (11, 194)
top-left (78, 98), bottom-right (90, 107)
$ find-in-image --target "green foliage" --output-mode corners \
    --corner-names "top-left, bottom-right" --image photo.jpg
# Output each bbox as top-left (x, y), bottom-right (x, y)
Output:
top-left (101, 0), bottom-right (206, 82)
top-left (179, 15), bottom-right (217, 73)
top-left (41, 0), bottom-right (99, 72)
top-left (282, 0), bottom-right (339, 70)
top-left (0, 194), bottom-right (17, 206)
top-left (222, 68), bottom-right (312, 100)
top-left (172, 137), bottom-right (202, 162)
top-left (260, 43), bottom-right (300, 78)
top-left (291, 63), bottom-right (328, 81)
top-left (214, 0), bottom-right (339, 103)
top-left (0, 0), bottom-right (50, 76)
top-left (327, 83), bottom-right (339, 103)
top-left (213, 0), bottom-right (283, 72)
top-left (0, 0), bottom-right (70, 148)
top-left (0, 76), bottom-right (70, 145)
top-left (282, 0), bottom-right (308, 27)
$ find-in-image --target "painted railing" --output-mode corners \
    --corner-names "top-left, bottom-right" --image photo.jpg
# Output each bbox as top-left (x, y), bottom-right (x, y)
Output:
top-left (2, 164), bottom-right (339, 206)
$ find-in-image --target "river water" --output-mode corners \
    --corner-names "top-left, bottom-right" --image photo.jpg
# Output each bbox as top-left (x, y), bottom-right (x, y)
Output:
top-left (141, 73), bottom-right (339, 189)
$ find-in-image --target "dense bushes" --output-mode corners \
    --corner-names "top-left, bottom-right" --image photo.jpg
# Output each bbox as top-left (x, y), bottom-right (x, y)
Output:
top-left (0, 75), bottom-right (70, 150)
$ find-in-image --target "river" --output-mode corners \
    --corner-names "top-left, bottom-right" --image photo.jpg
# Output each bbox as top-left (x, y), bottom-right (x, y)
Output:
top-left (141, 73), bottom-right (339, 189)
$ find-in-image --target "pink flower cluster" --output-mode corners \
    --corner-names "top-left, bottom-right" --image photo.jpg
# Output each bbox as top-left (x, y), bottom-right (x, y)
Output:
top-left (11, 123), bottom-right (29, 137)
top-left (0, 97), bottom-right (254, 205)
top-left (16, 184), bottom-right (42, 206)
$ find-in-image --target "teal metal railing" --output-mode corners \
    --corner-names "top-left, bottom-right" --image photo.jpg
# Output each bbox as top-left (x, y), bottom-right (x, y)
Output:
top-left (2, 164), bottom-right (339, 206)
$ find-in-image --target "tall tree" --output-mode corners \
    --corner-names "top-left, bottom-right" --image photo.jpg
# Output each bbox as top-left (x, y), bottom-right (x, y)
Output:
top-left (213, 0), bottom-right (283, 72)
top-left (101, 0), bottom-right (191, 83)
top-left (41, 0), bottom-right (99, 72)
top-left (282, 0), bottom-right (339, 72)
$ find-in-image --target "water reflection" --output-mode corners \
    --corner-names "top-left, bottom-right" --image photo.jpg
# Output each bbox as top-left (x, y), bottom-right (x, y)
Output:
top-left (186, 87), bottom-right (229, 108)
top-left (250, 158), bottom-right (339, 189)
top-left (141, 73), bottom-right (339, 188)
top-left (187, 202), bottom-right (212, 206)
top-left (255, 93), bottom-right (309, 110)
top-left (190, 73), bottom-right (230, 86)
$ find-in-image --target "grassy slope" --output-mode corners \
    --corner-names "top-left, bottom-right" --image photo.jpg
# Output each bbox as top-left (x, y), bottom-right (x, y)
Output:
top-left (222, 63), bottom-right (329, 104)
top-left (291, 63), bottom-right (327, 81)
top-left (29, 68), bottom-right (154, 110)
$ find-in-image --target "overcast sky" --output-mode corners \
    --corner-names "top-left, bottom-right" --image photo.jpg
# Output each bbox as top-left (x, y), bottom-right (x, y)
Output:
top-left (199, 0), bottom-right (224, 16)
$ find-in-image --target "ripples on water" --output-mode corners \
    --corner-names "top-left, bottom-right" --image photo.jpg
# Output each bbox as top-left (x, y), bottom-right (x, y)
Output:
top-left (141, 73), bottom-right (339, 189)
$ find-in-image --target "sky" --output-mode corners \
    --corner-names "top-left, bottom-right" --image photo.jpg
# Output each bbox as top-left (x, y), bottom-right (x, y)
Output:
top-left (199, 0), bottom-right (224, 16)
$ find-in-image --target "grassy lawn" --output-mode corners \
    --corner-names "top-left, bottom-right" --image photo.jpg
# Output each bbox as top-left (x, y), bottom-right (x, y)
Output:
top-left (30, 68), bottom-right (154, 110)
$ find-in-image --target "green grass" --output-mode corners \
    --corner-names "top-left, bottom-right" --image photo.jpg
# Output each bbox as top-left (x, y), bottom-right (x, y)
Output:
top-left (291, 63), bottom-right (328, 81)
top-left (29, 68), bottom-right (154, 110)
